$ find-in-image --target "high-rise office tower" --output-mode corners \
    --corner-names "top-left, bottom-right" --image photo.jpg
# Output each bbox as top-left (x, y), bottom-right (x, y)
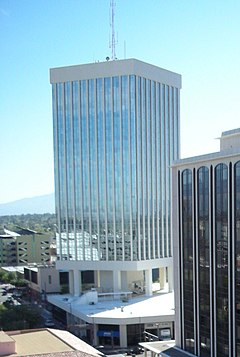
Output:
top-left (50, 59), bottom-right (181, 296)
top-left (172, 129), bottom-right (240, 357)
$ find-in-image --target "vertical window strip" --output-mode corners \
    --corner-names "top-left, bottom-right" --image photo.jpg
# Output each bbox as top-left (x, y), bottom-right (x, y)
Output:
top-left (168, 86), bottom-right (174, 257)
top-left (120, 76), bottom-right (124, 261)
top-left (78, 81), bottom-right (85, 260)
top-left (62, 83), bottom-right (70, 259)
top-left (212, 164), bottom-right (217, 356)
top-left (86, 80), bottom-right (92, 261)
top-left (130, 75), bottom-right (137, 260)
top-left (146, 79), bottom-right (151, 259)
top-left (103, 78), bottom-right (108, 261)
top-left (156, 82), bottom-right (160, 258)
top-left (53, 84), bottom-right (61, 259)
top-left (113, 76), bottom-right (120, 260)
top-left (96, 78), bottom-right (103, 259)
top-left (234, 161), bottom-right (240, 356)
top-left (136, 76), bottom-right (142, 260)
top-left (89, 79), bottom-right (96, 260)
top-left (128, 75), bottom-right (133, 261)
top-left (142, 77), bottom-right (146, 260)
top-left (209, 165), bottom-right (215, 357)
top-left (69, 82), bottom-right (77, 260)
top-left (65, 82), bottom-right (72, 256)
top-left (94, 79), bottom-right (100, 261)
top-left (197, 166), bottom-right (211, 356)
top-left (179, 169), bottom-right (185, 348)
top-left (165, 85), bottom-right (170, 257)
top-left (80, 80), bottom-right (86, 260)
top-left (151, 80), bottom-right (156, 259)
top-left (192, 168), bottom-right (197, 355)
top-left (161, 84), bottom-right (165, 258)
top-left (228, 162), bottom-right (233, 356)
top-left (111, 77), bottom-right (117, 261)
top-left (182, 168), bottom-right (194, 354)
top-left (215, 163), bottom-right (229, 356)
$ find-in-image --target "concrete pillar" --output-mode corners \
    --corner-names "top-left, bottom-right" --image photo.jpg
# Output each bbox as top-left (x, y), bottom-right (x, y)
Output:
top-left (94, 270), bottom-right (100, 290)
top-left (121, 271), bottom-right (128, 290)
top-left (73, 269), bottom-right (81, 296)
top-left (92, 322), bottom-right (98, 346)
top-left (145, 269), bottom-right (152, 296)
top-left (168, 265), bottom-right (173, 292)
top-left (113, 270), bottom-right (121, 292)
top-left (69, 270), bottom-right (74, 295)
top-left (119, 324), bottom-right (127, 348)
top-left (159, 267), bottom-right (166, 290)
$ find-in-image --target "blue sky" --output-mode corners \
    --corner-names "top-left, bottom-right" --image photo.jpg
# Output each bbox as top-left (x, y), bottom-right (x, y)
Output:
top-left (1, 0), bottom-right (240, 204)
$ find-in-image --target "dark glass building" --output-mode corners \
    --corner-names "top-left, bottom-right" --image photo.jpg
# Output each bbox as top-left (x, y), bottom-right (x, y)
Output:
top-left (172, 128), bottom-right (240, 357)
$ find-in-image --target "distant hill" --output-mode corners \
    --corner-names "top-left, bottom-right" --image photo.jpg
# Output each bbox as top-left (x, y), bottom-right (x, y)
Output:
top-left (0, 193), bottom-right (55, 216)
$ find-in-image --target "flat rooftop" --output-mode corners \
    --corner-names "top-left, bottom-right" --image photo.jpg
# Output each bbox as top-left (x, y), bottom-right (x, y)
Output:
top-left (47, 291), bottom-right (175, 325)
top-left (5, 328), bottom-right (102, 357)
top-left (139, 341), bottom-right (195, 356)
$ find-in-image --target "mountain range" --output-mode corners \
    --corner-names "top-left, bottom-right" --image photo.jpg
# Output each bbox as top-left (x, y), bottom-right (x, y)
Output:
top-left (0, 193), bottom-right (55, 216)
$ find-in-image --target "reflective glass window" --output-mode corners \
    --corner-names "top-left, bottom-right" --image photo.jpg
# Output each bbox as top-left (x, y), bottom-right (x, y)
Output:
top-left (215, 163), bottom-right (229, 356)
top-left (130, 75), bottom-right (137, 259)
top-left (80, 80), bottom-right (89, 258)
top-left (105, 77), bottom-right (113, 260)
top-left (182, 169), bottom-right (194, 354)
top-left (160, 84), bottom-right (166, 258)
top-left (73, 81), bottom-right (82, 237)
top-left (136, 76), bottom-right (143, 260)
top-left (235, 161), bottom-right (240, 355)
top-left (113, 76), bottom-right (122, 260)
top-left (198, 166), bottom-right (210, 356)
top-left (121, 75), bottom-right (131, 260)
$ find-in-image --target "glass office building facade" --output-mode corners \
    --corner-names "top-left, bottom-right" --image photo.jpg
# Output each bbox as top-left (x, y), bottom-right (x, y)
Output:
top-left (172, 129), bottom-right (240, 357)
top-left (50, 59), bottom-right (181, 263)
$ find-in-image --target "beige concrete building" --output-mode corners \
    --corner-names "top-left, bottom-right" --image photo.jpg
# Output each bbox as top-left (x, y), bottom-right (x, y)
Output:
top-left (24, 265), bottom-right (62, 295)
top-left (0, 228), bottom-right (55, 266)
top-left (0, 328), bottom-right (102, 357)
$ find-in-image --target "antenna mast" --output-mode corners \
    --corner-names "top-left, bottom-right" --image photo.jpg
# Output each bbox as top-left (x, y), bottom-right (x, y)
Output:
top-left (110, 0), bottom-right (117, 60)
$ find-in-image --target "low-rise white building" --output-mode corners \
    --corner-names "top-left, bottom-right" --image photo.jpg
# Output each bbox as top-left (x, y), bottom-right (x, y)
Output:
top-left (47, 288), bottom-right (174, 348)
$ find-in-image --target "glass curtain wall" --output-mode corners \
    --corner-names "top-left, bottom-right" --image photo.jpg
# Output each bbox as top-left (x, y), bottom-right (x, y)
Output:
top-left (235, 161), bottom-right (240, 355)
top-left (53, 76), bottom-right (179, 262)
top-left (197, 166), bottom-right (210, 356)
top-left (215, 164), bottom-right (229, 357)
top-left (182, 169), bottom-right (194, 354)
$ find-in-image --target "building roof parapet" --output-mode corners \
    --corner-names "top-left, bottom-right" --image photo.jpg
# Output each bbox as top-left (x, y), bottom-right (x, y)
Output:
top-left (50, 58), bottom-right (182, 88)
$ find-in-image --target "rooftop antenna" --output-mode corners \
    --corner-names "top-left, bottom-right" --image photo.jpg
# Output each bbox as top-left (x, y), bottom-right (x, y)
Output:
top-left (109, 0), bottom-right (118, 60)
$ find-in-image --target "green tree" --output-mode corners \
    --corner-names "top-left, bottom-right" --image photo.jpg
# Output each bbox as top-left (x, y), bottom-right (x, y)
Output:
top-left (0, 305), bottom-right (42, 331)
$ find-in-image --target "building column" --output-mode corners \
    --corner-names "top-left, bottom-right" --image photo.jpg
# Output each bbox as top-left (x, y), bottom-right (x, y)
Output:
top-left (69, 270), bottom-right (74, 295)
top-left (113, 270), bottom-right (121, 292)
top-left (167, 265), bottom-right (173, 292)
top-left (92, 322), bottom-right (98, 346)
top-left (119, 324), bottom-right (127, 348)
top-left (94, 270), bottom-right (100, 290)
top-left (145, 269), bottom-right (152, 296)
top-left (159, 267), bottom-right (167, 290)
top-left (73, 269), bottom-right (81, 296)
